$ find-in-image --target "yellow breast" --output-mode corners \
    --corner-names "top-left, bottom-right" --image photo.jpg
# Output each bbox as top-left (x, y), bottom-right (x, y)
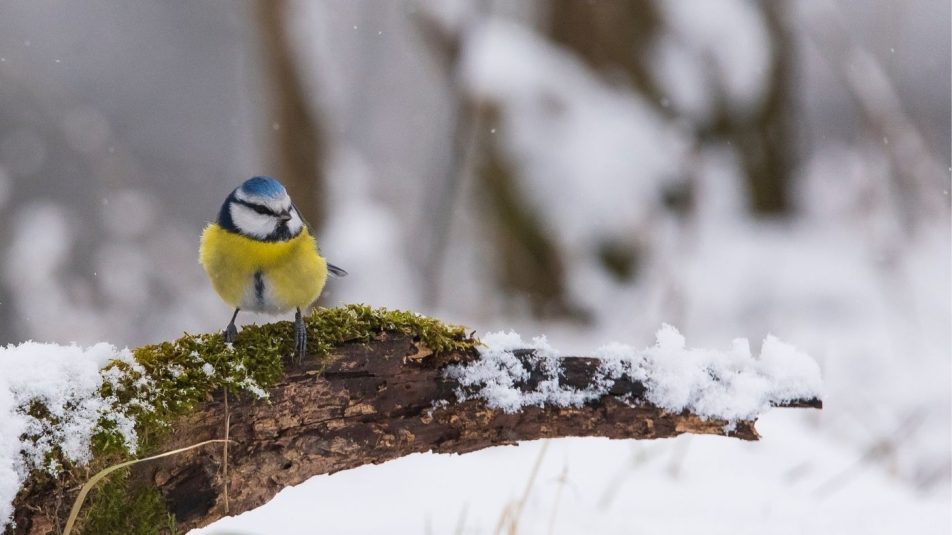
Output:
top-left (199, 224), bottom-right (328, 312)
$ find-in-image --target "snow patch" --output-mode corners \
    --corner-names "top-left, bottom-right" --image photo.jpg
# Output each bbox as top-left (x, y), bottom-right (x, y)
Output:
top-left (446, 331), bottom-right (602, 413)
top-left (0, 341), bottom-right (142, 530)
top-left (446, 326), bottom-right (821, 423)
top-left (459, 20), bottom-right (689, 250)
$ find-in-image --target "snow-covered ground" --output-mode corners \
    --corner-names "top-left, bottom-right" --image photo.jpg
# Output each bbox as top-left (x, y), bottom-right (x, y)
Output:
top-left (195, 417), bottom-right (947, 535)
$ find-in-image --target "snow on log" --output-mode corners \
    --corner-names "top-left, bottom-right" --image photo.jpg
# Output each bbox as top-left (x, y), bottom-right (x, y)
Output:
top-left (4, 310), bottom-right (821, 534)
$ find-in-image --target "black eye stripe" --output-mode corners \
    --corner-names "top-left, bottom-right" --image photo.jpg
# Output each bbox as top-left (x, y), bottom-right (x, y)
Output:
top-left (234, 199), bottom-right (279, 216)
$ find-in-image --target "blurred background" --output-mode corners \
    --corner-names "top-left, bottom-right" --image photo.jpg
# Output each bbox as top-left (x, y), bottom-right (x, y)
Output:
top-left (0, 0), bottom-right (948, 533)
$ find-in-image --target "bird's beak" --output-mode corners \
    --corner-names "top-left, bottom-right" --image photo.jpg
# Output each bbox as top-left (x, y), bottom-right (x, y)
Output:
top-left (278, 211), bottom-right (292, 223)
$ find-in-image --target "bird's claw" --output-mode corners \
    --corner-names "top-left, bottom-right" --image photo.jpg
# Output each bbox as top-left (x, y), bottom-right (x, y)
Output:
top-left (224, 323), bottom-right (238, 344)
top-left (294, 309), bottom-right (307, 365)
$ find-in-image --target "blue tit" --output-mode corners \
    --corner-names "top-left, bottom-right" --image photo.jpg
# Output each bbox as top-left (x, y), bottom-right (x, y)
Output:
top-left (199, 176), bottom-right (347, 363)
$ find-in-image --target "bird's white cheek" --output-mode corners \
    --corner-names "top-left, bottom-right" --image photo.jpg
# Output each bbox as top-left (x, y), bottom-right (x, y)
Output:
top-left (287, 211), bottom-right (303, 235)
top-left (230, 203), bottom-right (276, 239)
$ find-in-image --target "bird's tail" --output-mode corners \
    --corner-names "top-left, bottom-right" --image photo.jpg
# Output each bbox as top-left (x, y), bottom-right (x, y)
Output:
top-left (327, 263), bottom-right (348, 277)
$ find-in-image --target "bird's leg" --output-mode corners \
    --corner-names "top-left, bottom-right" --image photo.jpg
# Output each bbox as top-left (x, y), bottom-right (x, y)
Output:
top-left (294, 307), bottom-right (307, 365)
top-left (224, 308), bottom-right (240, 343)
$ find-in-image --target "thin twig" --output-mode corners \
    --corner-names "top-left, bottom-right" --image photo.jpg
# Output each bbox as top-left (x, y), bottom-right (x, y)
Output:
top-left (813, 411), bottom-right (926, 497)
top-left (494, 504), bottom-right (514, 535)
top-left (508, 440), bottom-right (550, 535)
top-left (223, 388), bottom-right (231, 514)
top-left (546, 465), bottom-right (569, 535)
top-left (453, 503), bottom-right (469, 535)
top-left (802, 0), bottom-right (947, 223)
top-left (598, 443), bottom-right (663, 509)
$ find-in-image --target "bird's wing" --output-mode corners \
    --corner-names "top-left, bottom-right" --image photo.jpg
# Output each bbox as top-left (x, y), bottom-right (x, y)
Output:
top-left (327, 263), bottom-right (348, 277)
top-left (294, 203), bottom-right (348, 278)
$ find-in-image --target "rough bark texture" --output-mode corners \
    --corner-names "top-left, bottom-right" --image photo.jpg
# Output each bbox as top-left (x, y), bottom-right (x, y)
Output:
top-left (12, 333), bottom-right (820, 534)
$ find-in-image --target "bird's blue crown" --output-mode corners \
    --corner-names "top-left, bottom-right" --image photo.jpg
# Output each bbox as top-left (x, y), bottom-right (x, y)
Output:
top-left (240, 176), bottom-right (287, 199)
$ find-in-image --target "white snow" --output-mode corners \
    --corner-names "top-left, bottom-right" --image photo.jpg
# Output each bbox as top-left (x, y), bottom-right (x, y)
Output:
top-left (459, 20), bottom-right (689, 250)
top-left (0, 341), bottom-right (141, 530)
top-left (656, 0), bottom-right (772, 112)
top-left (194, 418), bottom-right (947, 535)
top-left (447, 326), bottom-right (821, 423)
top-left (447, 331), bottom-right (602, 412)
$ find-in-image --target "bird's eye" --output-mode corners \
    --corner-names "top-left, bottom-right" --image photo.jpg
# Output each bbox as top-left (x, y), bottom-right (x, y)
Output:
top-left (250, 204), bottom-right (273, 216)
top-left (233, 198), bottom-right (279, 217)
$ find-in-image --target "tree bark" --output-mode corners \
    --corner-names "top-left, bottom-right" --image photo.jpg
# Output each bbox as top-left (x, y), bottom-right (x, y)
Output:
top-left (12, 333), bottom-right (820, 534)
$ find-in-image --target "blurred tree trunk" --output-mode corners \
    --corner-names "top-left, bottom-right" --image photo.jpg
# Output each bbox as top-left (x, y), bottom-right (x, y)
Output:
top-left (549, 0), bottom-right (666, 107)
top-left (417, 12), bottom-right (574, 318)
top-left (473, 105), bottom-right (572, 317)
top-left (547, 0), bottom-right (667, 283)
top-left (548, 0), bottom-right (795, 215)
top-left (255, 0), bottom-right (326, 228)
top-left (703, 2), bottom-right (795, 215)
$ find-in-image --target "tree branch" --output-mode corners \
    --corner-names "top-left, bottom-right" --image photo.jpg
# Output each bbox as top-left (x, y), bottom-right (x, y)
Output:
top-left (11, 332), bottom-right (820, 534)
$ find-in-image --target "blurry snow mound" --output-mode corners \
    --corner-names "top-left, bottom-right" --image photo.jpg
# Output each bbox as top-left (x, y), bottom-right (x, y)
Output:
top-left (2, 198), bottom-right (224, 347)
top-left (320, 148), bottom-right (419, 310)
top-left (460, 19), bottom-right (689, 249)
top-left (656, 0), bottom-right (772, 114)
top-left (447, 326), bottom-right (821, 423)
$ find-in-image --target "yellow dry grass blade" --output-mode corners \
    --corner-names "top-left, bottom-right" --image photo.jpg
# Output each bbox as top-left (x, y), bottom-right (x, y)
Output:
top-left (62, 439), bottom-right (234, 535)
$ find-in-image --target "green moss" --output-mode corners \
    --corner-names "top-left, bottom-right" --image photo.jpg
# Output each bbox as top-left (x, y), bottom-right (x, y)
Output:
top-left (29, 305), bottom-right (476, 532)
top-left (77, 468), bottom-right (177, 535)
top-left (92, 304), bottom-right (476, 455)
top-left (301, 304), bottom-right (476, 357)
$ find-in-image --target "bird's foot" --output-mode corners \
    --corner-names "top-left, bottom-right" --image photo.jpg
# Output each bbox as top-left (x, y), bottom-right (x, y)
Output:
top-left (224, 322), bottom-right (238, 344)
top-left (294, 308), bottom-right (307, 365)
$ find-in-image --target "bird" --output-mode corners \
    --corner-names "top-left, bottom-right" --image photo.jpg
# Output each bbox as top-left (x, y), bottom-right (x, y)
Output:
top-left (199, 176), bottom-right (347, 363)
